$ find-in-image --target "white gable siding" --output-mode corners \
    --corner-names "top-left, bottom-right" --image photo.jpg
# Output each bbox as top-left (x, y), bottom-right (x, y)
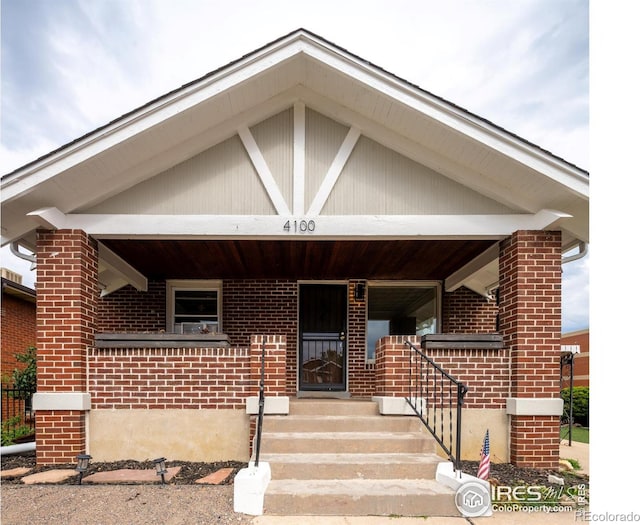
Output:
top-left (84, 106), bottom-right (517, 217)
top-left (305, 108), bottom-right (350, 212)
top-left (323, 136), bottom-right (516, 215)
top-left (250, 108), bottom-right (294, 211)
top-left (84, 135), bottom-right (277, 215)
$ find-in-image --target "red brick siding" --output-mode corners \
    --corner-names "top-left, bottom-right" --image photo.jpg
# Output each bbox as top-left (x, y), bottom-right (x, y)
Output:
top-left (375, 336), bottom-right (508, 409)
top-left (500, 231), bottom-right (562, 398)
top-left (442, 287), bottom-right (497, 333)
top-left (36, 230), bottom-right (98, 393)
top-left (36, 229), bottom-right (98, 464)
top-left (88, 347), bottom-right (251, 409)
top-left (1, 292), bottom-right (36, 380)
top-left (35, 410), bottom-right (86, 464)
top-left (224, 280), bottom-right (298, 394)
top-left (499, 230), bottom-right (562, 468)
top-left (348, 280), bottom-right (375, 397)
top-left (97, 280), bottom-right (166, 332)
top-left (510, 416), bottom-right (559, 469)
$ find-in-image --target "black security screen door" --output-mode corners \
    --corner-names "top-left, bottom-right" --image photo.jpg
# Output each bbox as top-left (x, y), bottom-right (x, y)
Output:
top-left (299, 284), bottom-right (347, 391)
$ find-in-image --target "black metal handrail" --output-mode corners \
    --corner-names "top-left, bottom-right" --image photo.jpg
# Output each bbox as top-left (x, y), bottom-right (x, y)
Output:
top-left (253, 337), bottom-right (266, 467)
top-left (404, 341), bottom-right (468, 474)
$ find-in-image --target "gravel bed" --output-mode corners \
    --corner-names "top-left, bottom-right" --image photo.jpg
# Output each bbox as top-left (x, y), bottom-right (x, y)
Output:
top-left (1, 484), bottom-right (254, 525)
top-left (1, 451), bottom-right (255, 524)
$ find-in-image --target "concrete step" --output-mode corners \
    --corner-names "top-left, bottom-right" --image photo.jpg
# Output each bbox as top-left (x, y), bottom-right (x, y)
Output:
top-left (260, 452), bottom-right (441, 480)
top-left (289, 399), bottom-right (379, 416)
top-left (262, 414), bottom-right (423, 433)
top-left (260, 431), bottom-right (435, 454)
top-left (264, 478), bottom-right (460, 517)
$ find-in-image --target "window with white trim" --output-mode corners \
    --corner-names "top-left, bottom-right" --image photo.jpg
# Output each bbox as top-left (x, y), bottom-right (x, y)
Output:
top-left (366, 282), bottom-right (441, 361)
top-left (166, 280), bottom-right (222, 334)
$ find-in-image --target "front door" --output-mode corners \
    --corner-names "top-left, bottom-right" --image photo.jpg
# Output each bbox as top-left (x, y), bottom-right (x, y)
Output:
top-left (299, 284), bottom-right (347, 391)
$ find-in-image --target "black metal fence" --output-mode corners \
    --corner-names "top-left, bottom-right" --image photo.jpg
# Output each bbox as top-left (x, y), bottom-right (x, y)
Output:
top-left (1, 387), bottom-right (36, 444)
top-left (404, 341), bottom-right (468, 474)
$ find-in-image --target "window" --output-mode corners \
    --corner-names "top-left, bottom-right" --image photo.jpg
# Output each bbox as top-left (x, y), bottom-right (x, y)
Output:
top-left (366, 282), bottom-right (440, 361)
top-left (166, 280), bottom-right (222, 333)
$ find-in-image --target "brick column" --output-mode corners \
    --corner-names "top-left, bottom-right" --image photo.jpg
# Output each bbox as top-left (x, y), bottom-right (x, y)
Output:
top-left (499, 230), bottom-right (562, 469)
top-left (34, 230), bottom-right (98, 465)
top-left (250, 335), bottom-right (287, 396)
top-left (374, 336), bottom-right (417, 397)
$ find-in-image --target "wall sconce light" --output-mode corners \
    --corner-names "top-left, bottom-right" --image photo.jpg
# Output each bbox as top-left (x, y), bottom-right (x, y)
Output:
top-left (76, 454), bottom-right (92, 485)
top-left (354, 283), bottom-right (365, 302)
top-left (153, 457), bottom-right (168, 484)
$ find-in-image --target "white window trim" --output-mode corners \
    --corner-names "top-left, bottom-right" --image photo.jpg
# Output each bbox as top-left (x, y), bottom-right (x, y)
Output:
top-left (365, 280), bottom-right (442, 363)
top-left (166, 279), bottom-right (223, 333)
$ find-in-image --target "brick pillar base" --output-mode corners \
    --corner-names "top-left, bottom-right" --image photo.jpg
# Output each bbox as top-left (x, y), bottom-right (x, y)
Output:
top-left (510, 416), bottom-right (560, 469)
top-left (36, 411), bottom-right (86, 464)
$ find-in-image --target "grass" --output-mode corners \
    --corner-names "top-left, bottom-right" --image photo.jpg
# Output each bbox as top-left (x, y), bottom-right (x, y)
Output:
top-left (561, 424), bottom-right (589, 444)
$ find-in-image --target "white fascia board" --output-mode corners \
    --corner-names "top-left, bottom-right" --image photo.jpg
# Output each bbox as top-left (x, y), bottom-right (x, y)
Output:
top-left (1, 41), bottom-right (307, 204)
top-left (301, 43), bottom-right (589, 197)
top-left (27, 208), bottom-right (570, 240)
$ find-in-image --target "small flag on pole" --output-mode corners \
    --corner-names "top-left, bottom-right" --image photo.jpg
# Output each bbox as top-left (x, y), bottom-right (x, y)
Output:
top-left (477, 429), bottom-right (490, 480)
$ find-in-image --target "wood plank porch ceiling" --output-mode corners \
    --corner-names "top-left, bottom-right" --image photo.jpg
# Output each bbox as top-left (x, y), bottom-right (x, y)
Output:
top-left (100, 239), bottom-right (495, 281)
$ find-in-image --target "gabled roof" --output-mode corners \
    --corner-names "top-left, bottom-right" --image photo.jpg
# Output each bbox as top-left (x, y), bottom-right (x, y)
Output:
top-left (1, 29), bottom-right (588, 295)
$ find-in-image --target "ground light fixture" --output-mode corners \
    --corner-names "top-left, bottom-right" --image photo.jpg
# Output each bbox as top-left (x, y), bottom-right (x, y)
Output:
top-left (76, 454), bottom-right (92, 485)
top-left (153, 457), bottom-right (168, 484)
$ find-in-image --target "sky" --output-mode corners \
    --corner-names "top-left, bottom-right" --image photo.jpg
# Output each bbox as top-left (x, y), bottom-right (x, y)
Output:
top-left (0, 0), bottom-right (590, 332)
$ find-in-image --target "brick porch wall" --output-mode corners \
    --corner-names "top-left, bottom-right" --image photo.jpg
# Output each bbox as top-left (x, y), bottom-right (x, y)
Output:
top-left (374, 336), bottom-right (508, 409)
top-left (88, 347), bottom-right (252, 410)
top-left (36, 229), bottom-right (98, 464)
top-left (95, 279), bottom-right (375, 396)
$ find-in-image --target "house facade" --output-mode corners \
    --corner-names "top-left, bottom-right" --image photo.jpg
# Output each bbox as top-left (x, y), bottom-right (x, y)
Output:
top-left (0, 30), bottom-right (588, 470)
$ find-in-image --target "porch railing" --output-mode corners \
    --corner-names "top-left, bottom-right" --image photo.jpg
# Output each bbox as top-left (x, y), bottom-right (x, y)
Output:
top-left (404, 340), bottom-right (468, 474)
top-left (253, 337), bottom-right (266, 467)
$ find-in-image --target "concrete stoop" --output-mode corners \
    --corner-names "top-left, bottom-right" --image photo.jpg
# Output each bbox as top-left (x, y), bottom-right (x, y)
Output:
top-left (257, 399), bottom-right (460, 517)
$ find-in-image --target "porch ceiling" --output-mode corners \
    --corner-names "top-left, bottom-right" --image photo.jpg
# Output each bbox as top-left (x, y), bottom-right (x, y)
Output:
top-left (100, 239), bottom-right (495, 281)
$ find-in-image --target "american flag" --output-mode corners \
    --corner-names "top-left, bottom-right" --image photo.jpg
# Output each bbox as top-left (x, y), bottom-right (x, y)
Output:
top-left (477, 429), bottom-right (490, 480)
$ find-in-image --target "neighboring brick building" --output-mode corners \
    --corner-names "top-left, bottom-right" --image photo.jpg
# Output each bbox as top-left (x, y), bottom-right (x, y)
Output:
top-left (0, 30), bottom-right (588, 470)
top-left (1, 270), bottom-right (36, 383)
top-left (561, 328), bottom-right (589, 388)
top-left (1, 270), bottom-right (36, 426)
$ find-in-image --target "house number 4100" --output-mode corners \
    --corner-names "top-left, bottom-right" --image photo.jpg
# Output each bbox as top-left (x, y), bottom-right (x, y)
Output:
top-left (283, 219), bottom-right (316, 233)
